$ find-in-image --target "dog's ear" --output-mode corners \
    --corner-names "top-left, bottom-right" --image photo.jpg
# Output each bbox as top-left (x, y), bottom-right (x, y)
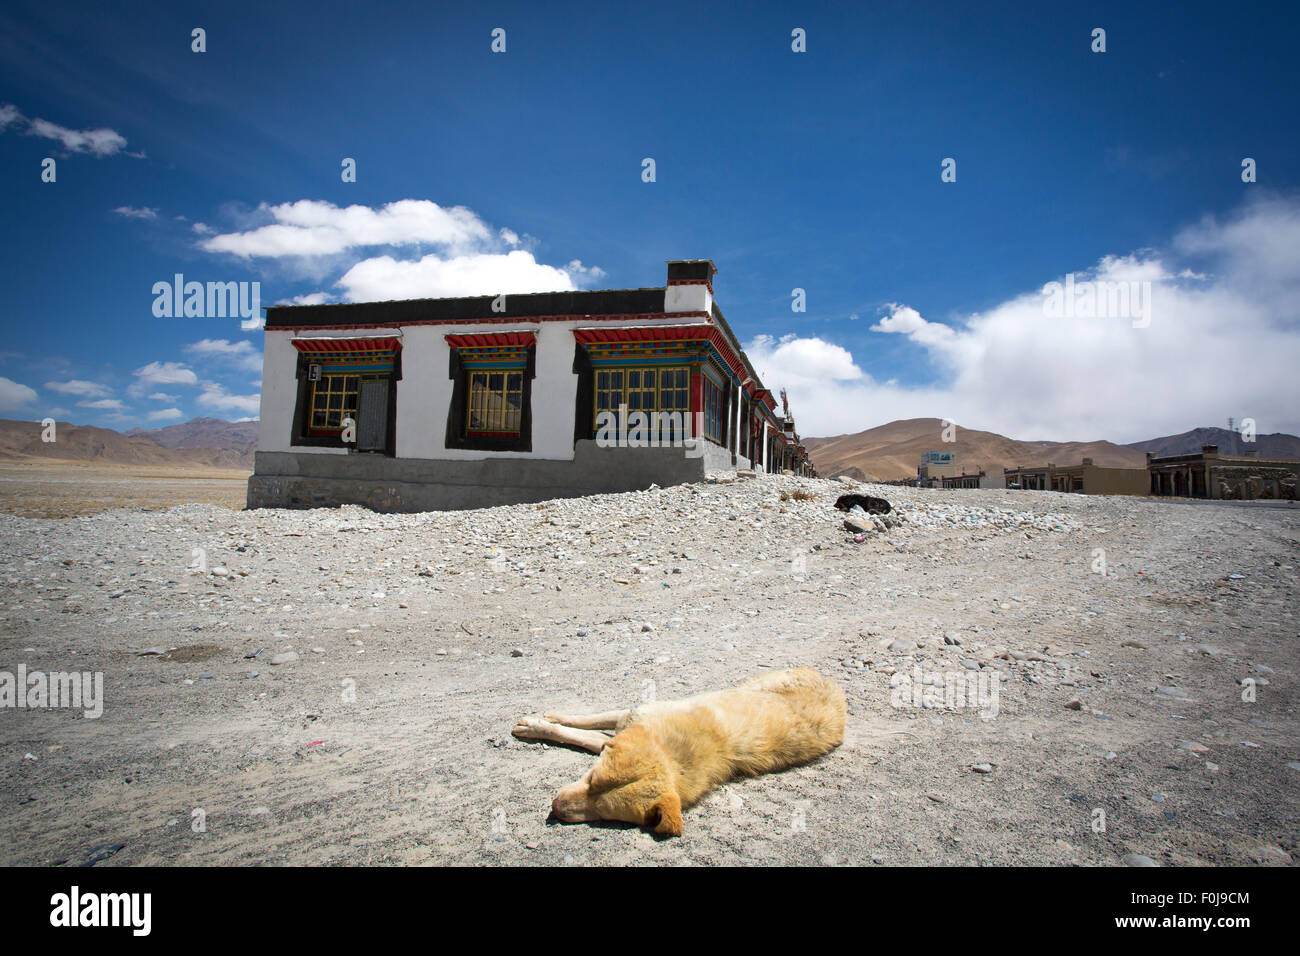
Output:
top-left (645, 791), bottom-right (683, 837)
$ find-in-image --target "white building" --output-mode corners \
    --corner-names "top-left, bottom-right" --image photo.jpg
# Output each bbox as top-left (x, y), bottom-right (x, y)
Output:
top-left (249, 260), bottom-right (812, 511)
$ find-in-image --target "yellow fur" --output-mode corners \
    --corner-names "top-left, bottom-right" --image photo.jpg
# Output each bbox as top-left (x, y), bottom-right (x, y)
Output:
top-left (549, 669), bottom-right (845, 836)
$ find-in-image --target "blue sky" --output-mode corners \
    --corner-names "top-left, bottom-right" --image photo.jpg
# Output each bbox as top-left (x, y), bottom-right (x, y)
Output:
top-left (1, 0), bottom-right (1297, 440)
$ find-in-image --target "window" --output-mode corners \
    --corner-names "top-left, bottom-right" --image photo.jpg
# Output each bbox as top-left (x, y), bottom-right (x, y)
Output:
top-left (467, 371), bottom-right (524, 437)
top-left (593, 366), bottom-right (690, 440)
top-left (309, 374), bottom-right (360, 434)
top-left (595, 369), bottom-right (624, 419)
top-left (290, 339), bottom-right (400, 452)
top-left (703, 376), bottom-right (724, 444)
top-left (444, 337), bottom-right (534, 453)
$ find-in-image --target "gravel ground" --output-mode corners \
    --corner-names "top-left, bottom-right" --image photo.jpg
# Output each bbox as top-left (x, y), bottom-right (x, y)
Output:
top-left (0, 474), bottom-right (1297, 866)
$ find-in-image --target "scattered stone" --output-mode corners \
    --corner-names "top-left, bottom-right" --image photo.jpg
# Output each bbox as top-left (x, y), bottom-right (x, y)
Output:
top-left (269, 651), bottom-right (299, 665)
top-left (1122, 853), bottom-right (1158, 867)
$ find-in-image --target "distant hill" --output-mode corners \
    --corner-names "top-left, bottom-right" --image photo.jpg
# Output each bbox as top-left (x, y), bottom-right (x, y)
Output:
top-left (804, 418), bottom-right (1148, 481)
top-left (0, 418), bottom-right (255, 470)
top-left (126, 417), bottom-right (259, 452)
top-left (1126, 426), bottom-right (1300, 460)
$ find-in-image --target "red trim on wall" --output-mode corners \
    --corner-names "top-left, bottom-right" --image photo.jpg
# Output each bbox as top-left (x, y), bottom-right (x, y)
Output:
top-left (291, 337), bottom-right (401, 353)
top-left (690, 370), bottom-right (703, 437)
top-left (274, 311), bottom-right (710, 332)
top-left (667, 278), bottom-right (714, 295)
top-left (445, 331), bottom-right (537, 349)
top-left (572, 324), bottom-right (750, 385)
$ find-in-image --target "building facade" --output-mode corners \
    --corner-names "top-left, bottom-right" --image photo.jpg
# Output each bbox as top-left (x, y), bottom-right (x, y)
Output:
top-left (1147, 445), bottom-right (1300, 500)
top-left (248, 260), bottom-right (812, 512)
top-left (939, 470), bottom-right (1005, 489)
top-left (1003, 458), bottom-right (1147, 495)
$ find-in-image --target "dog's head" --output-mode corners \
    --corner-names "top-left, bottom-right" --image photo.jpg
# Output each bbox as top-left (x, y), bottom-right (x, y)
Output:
top-left (551, 725), bottom-right (683, 836)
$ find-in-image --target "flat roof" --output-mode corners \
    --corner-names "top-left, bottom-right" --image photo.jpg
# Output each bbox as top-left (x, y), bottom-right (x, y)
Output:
top-left (264, 287), bottom-right (671, 329)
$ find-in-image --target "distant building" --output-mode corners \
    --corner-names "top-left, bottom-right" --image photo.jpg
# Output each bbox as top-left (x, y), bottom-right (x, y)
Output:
top-left (248, 260), bottom-right (811, 512)
top-left (1147, 445), bottom-right (1299, 500)
top-left (940, 470), bottom-right (1005, 490)
top-left (1003, 458), bottom-right (1147, 496)
top-left (918, 449), bottom-right (960, 487)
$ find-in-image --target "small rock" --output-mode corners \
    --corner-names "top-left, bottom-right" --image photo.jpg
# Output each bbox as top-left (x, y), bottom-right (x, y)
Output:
top-left (1122, 853), bottom-right (1158, 867)
top-left (269, 651), bottom-right (299, 665)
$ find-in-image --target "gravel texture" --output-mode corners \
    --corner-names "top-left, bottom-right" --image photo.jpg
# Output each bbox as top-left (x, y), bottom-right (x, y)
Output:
top-left (1, 473), bottom-right (1297, 866)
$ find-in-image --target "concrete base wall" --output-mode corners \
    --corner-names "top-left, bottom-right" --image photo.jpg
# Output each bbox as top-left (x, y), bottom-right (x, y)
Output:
top-left (247, 440), bottom-right (747, 512)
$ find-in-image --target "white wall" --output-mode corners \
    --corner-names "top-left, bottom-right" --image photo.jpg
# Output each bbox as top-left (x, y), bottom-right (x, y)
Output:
top-left (257, 332), bottom-right (348, 455)
top-left (664, 283), bottom-right (711, 315)
top-left (261, 312), bottom-right (709, 462)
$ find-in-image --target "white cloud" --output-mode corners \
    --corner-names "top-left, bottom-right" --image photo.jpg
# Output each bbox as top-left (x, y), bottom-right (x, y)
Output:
top-left (749, 195), bottom-right (1300, 443)
top-left (0, 376), bottom-right (38, 412)
top-left (129, 361), bottom-right (198, 399)
top-left (77, 398), bottom-right (126, 410)
top-left (44, 379), bottom-right (111, 398)
top-left (196, 383), bottom-right (261, 416)
top-left (132, 361), bottom-right (198, 386)
top-left (201, 199), bottom-right (493, 259)
top-left (147, 407), bottom-right (184, 421)
top-left (201, 198), bottom-right (605, 304)
top-left (184, 338), bottom-right (263, 372)
top-left (147, 392), bottom-right (179, 402)
top-left (113, 206), bottom-right (158, 220)
top-left (336, 249), bottom-right (582, 302)
top-left (3, 104), bottom-right (132, 156)
top-left (192, 222), bottom-right (214, 235)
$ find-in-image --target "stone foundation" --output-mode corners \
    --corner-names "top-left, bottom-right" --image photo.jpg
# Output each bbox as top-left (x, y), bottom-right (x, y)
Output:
top-left (247, 440), bottom-right (751, 512)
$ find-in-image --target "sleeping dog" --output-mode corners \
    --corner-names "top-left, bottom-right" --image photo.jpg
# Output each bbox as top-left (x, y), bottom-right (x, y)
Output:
top-left (512, 668), bottom-right (845, 836)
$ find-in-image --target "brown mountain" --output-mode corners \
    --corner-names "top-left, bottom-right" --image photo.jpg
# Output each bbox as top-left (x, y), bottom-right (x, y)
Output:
top-left (126, 417), bottom-right (259, 453)
top-left (0, 419), bottom-right (254, 470)
top-left (805, 418), bottom-right (1148, 481)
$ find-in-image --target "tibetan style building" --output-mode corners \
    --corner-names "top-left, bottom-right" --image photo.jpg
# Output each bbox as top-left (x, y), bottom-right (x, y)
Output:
top-left (248, 260), bottom-right (813, 512)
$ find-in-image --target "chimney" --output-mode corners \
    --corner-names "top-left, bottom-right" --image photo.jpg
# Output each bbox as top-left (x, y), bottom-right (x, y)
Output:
top-left (1082, 457), bottom-right (1093, 466)
top-left (665, 260), bottom-right (716, 314)
top-left (1202, 444), bottom-right (1219, 457)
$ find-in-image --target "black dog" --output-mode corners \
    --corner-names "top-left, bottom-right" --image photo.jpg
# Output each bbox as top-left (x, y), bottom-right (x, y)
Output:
top-left (834, 493), bottom-right (891, 515)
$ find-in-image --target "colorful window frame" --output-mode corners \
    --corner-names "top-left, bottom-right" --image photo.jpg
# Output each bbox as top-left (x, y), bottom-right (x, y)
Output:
top-left (466, 370), bottom-right (524, 437)
top-left (309, 373), bottom-right (360, 434)
top-left (592, 366), bottom-right (690, 438)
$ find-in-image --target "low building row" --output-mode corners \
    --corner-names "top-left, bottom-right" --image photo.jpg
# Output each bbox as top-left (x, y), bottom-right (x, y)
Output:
top-left (249, 260), bottom-right (814, 512)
